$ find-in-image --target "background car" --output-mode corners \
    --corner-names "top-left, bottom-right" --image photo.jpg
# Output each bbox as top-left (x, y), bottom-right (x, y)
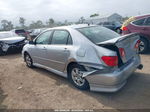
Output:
top-left (29, 28), bottom-right (46, 40)
top-left (11, 29), bottom-right (29, 39)
top-left (98, 21), bottom-right (122, 34)
top-left (121, 14), bottom-right (150, 53)
top-left (0, 31), bottom-right (26, 55)
top-left (22, 24), bottom-right (142, 92)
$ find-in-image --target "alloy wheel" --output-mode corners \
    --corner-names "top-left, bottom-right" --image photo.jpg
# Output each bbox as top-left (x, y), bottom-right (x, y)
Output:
top-left (71, 68), bottom-right (85, 87)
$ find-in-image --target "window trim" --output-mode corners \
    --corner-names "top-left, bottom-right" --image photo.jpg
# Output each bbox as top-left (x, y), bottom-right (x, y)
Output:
top-left (143, 17), bottom-right (150, 26)
top-left (50, 29), bottom-right (73, 45)
top-left (34, 30), bottom-right (54, 45)
top-left (131, 16), bottom-right (149, 27)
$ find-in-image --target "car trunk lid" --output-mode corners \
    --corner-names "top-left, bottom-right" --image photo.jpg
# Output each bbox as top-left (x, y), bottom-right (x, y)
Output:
top-left (98, 33), bottom-right (140, 64)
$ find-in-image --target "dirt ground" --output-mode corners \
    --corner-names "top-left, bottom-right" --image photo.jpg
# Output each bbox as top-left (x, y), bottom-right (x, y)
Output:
top-left (0, 52), bottom-right (150, 109)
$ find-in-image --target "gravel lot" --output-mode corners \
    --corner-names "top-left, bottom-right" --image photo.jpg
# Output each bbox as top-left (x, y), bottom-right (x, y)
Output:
top-left (0, 52), bottom-right (150, 109)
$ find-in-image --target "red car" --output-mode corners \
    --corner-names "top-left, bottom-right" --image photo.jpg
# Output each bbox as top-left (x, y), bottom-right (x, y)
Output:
top-left (121, 14), bottom-right (150, 53)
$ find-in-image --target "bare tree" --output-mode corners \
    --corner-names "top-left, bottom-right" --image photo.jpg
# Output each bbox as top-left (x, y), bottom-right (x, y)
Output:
top-left (29, 20), bottom-right (44, 29)
top-left (1, 20), bottom-right (14, 31)
top-left (46, 18), bottom-right (55, 27)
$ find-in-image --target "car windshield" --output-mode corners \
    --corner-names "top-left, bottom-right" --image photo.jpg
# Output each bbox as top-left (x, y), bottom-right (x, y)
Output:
top-left (0, 32), bottom-right (18, 39)
top-left (77, 26), bottom-right (120, 44)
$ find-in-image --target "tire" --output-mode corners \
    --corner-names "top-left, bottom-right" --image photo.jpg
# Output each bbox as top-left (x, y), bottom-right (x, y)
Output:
top-left (0, 49), bottom-right (3, 56)
top-left (0, 48), bottom-right (5, 56)
top-left (24, 53), bottom-right (34, 68)
top-left (68, 64), bottom-right (89, 90)
top-left (139, 38), bottom-right (148, 54)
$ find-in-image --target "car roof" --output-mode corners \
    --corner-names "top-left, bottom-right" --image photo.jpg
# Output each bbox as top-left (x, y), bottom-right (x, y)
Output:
top-left (135, 14), bottom-right (150, 19)
top-left (46, 24), bottom-right (97, 31)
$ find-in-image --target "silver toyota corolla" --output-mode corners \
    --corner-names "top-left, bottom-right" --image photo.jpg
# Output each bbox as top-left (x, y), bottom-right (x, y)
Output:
top-left (22, 24), bottom-right (143, 92)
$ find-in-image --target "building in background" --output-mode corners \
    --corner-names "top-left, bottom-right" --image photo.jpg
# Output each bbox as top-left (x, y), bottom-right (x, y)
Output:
top-left (85, 13), bottom-right (123, 24)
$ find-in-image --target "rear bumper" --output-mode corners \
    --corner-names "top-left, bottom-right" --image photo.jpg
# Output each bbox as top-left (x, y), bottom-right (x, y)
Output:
top-left (86, 55), bottom-right (141, 92)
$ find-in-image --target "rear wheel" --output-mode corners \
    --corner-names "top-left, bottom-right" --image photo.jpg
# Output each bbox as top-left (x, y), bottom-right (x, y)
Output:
top-left (139, 38), bottom-right (148, 54)
top-left (68, 64), bottom-right (89, 90)
top-left (25, 53), bottom-right (34, 68)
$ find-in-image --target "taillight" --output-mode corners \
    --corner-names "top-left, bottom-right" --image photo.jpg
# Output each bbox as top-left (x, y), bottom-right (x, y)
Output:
top-left (101, 56), bottom-right (118, 67)
top-left (135, 40), bottom-right (141, 49)
top-left (122, 26), bottom-right (128, 31)
top-left (119, 48), bottom-right (125, 58)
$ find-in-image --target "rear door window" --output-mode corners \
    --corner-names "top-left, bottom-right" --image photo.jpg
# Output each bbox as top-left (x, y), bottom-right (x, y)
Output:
top-left (132, 18), bottom-right (146, 26)
top-left (51, 30), bottom-right (69, 45)
top-left (144, 17), bottom-right (150, 26)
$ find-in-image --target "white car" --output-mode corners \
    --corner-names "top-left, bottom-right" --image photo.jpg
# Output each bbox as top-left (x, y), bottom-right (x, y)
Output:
top-left (0, 31), bottom-right (26, 55)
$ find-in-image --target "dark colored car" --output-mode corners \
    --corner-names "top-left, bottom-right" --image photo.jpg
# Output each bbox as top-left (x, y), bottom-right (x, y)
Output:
top-left (29, 28), bottom-right (46, 40)
top-left (0, 31), bottom-right (27, 55)
top-left (121, 14), bottom-right (150, 53)
top-left (98, 21), bottom-right (122, 34)
top-left (11, 29), bottom-right (29, 39)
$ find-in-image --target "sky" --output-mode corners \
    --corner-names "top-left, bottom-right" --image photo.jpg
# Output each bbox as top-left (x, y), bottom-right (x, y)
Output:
top-left (0, 0), bottom-right (150, 25)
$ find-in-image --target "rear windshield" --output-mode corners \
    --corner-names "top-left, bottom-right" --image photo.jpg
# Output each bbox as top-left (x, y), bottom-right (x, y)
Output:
top-left (77, 26), bottom-right (120, 44)
top-left (15, 30), bottom-right (25, 33)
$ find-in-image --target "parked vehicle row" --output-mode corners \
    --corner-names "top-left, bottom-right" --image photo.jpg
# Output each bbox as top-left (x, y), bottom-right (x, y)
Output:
top-left (29, 28), bottom-right (47, 40)
top-left (22, 24), bottom-right (143, 92)
top-left (98, 21), bottom-right (122, 34)
top-left (11, 29), bottom-right (29, 39)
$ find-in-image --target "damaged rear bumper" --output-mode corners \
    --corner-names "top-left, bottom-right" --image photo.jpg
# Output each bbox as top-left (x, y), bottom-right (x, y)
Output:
top-left (84, 55), bottom-right (141, 92)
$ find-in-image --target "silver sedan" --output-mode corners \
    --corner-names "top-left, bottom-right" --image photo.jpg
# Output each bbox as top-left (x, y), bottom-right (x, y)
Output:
top-left (22, 24), bottom-right (143, 92)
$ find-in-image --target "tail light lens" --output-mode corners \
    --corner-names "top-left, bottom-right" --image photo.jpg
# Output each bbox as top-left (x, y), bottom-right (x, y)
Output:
top-left (122, 26), bottom-right (128, 31)
top-left (135, 40), bottom-right (141, 49)
top-left (119, 48), bottom-right (125, 58)
top-left (101, 56), bottom-right (118, 67)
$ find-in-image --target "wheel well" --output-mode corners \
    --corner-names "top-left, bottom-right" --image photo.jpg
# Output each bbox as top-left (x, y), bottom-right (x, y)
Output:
top-left (140, 35), bottom-right (150, 46)
top-left (24, 51), bottom-right (29, 61)
top-left (67, 62), bottom-right (78, 74)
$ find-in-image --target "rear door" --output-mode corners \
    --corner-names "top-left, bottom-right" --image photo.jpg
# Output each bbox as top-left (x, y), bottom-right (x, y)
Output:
top-left (142, 17), bottom-right (150, 38)
top-left (46, 30), bottom-right (72, 72)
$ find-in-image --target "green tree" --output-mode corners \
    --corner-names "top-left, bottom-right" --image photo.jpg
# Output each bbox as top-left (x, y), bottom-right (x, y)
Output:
top-left (29, 20), bottom-right (44, 29)
top-left (1, 20), bottom-right (8, 30)
top-left (79, 17), bottom-right (85, 23)
top-left (1, 20), bottom-right (14, 31)
top-left (90, 13), bottom-right (99, 18)
top-left (46, 18), bottom-right (55, 27)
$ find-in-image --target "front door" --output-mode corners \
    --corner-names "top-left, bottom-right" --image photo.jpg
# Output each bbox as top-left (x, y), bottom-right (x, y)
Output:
top-left (30, 30), bottom-right (53, 65)
top-left (46, 30), bottom-right (73, 72)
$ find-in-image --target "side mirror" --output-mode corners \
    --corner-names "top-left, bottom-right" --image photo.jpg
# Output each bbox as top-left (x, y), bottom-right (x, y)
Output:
top-left (29, 41), bottom-right (35, 45)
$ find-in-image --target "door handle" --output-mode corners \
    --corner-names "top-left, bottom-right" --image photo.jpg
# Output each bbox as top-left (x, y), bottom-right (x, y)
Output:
top-left (42, 47), bottom-right (47, 50)
top-left (142, 28), bottom-right (146, 30)
top-left (64, 48), bottom-right (69, 52)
